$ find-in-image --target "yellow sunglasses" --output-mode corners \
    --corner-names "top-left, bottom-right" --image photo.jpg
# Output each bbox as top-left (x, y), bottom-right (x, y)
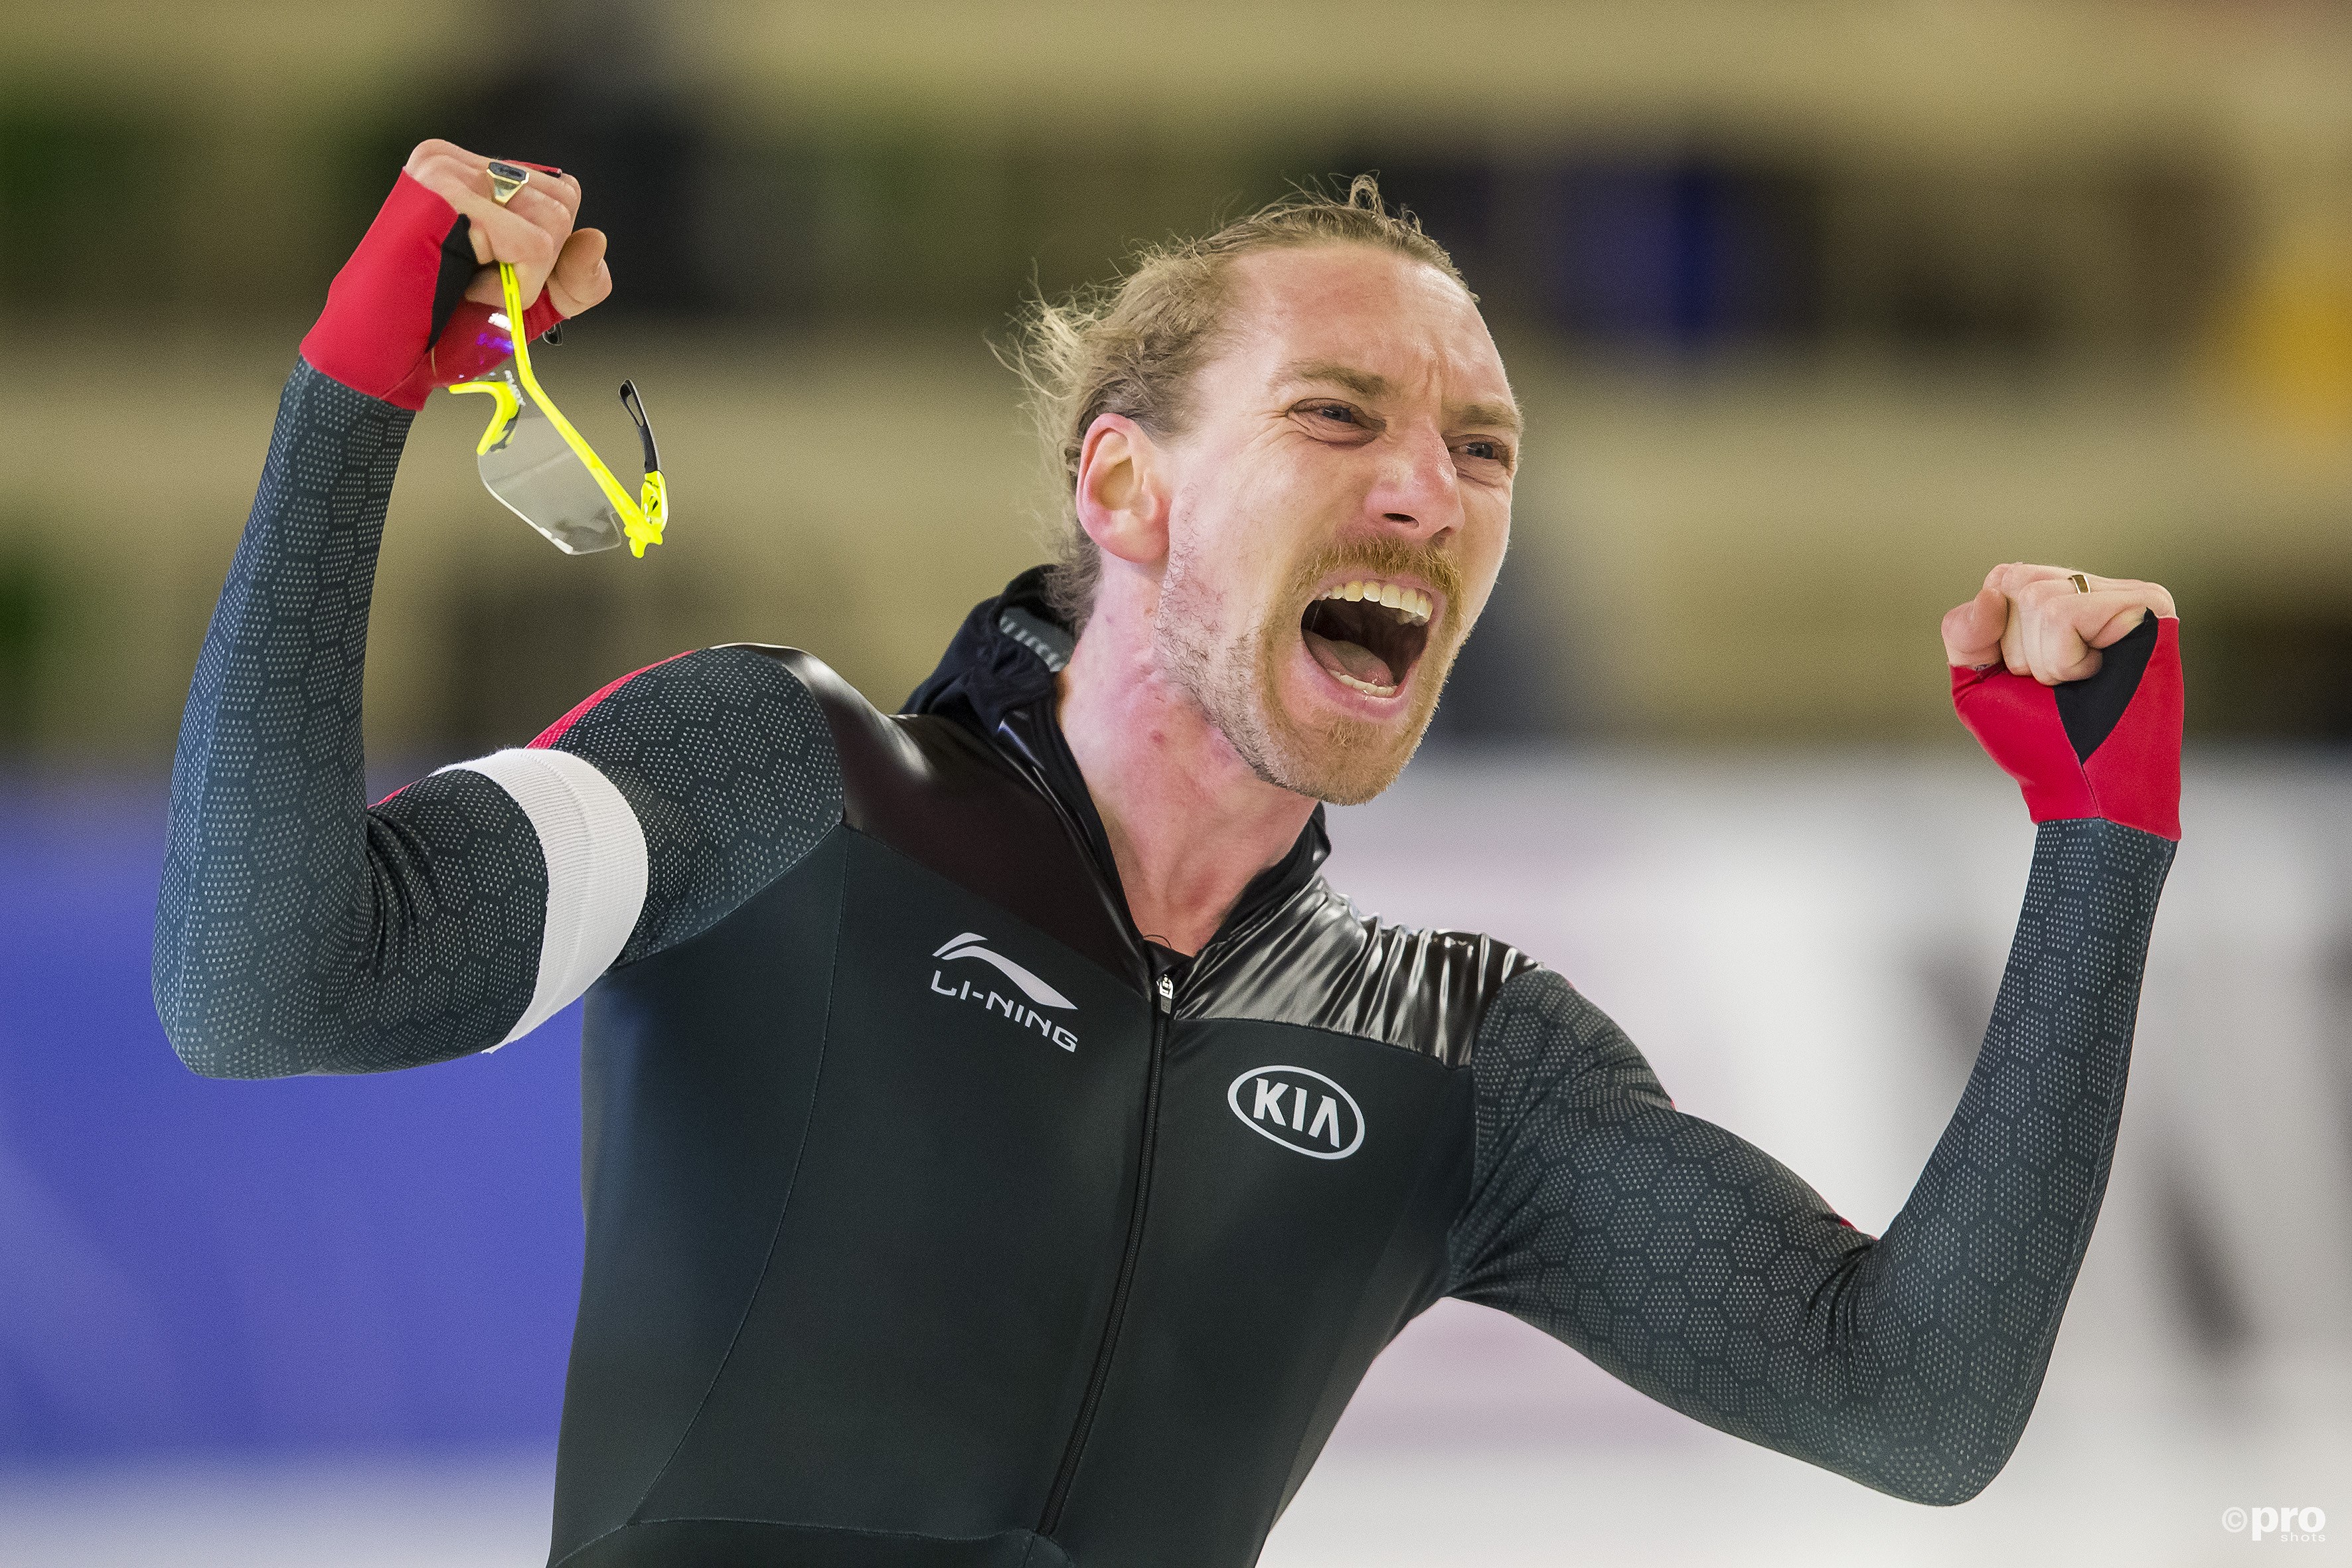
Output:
top-left (449, 260), bottom-right (668, 558)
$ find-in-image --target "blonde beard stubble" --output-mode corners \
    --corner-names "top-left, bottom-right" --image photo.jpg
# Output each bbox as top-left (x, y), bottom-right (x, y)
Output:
top-left (1154, 536), bottom-right (1471, 807)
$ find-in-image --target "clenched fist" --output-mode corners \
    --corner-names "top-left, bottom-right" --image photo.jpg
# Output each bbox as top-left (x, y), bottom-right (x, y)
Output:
top-left (1943, 561), bottom-right (2182, 842)
top-left (1941, 562), bottom-right (2177, 684)
top-left (300, 139), bottom-right (614, 410)
top-left (401, 139), bottom-right (611, 319)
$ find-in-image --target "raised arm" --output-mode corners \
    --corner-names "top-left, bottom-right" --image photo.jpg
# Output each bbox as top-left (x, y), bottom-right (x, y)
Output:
top-left (152, 145), bottom-right (838, 1078)
top-left (1447, 575), bottom-right (2181, 1506)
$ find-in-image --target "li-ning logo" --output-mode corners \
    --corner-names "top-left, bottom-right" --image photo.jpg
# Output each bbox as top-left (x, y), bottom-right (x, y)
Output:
top-left (928, 933), bottom-right (1079, 1052)
top-left (1227, 1065), bottom-right (1365, 1159)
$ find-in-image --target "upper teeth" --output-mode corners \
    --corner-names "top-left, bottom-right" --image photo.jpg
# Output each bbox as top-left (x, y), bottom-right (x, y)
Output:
top-left (1320, 580), bottom-right (1433, 625)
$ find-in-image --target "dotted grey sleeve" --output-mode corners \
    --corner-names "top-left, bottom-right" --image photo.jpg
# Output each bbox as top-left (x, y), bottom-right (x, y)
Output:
top-left (153, 362), bottom-right (550, 1077)
top-left (541, 645), bottom-right (843, 968)
top-left (1447, 818), bottom-right (2175, 1506)
top-left (151, 364), bottom-right (845, 1078)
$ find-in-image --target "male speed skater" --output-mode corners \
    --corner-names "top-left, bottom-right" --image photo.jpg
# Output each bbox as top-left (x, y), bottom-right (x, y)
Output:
top-left (154, 140), bottom-right (2182, 1568)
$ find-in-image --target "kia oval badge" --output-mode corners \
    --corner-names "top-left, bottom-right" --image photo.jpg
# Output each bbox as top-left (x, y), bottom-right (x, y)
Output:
top-left (1226, 1065), bottom-right (1366, 1160)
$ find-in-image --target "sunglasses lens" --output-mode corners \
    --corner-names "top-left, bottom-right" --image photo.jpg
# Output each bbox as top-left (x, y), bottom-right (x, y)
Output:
top-left (477, 390), bottom-right (627, 555)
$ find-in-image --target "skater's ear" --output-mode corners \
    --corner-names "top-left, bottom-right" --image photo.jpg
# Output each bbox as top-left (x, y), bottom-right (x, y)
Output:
top-left (1074, 413), bottom-right (1171, 568)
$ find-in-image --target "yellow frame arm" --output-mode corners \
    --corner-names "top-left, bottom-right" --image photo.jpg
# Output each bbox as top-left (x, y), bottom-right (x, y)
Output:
top-left (450, 264), bottom-right (668, 558)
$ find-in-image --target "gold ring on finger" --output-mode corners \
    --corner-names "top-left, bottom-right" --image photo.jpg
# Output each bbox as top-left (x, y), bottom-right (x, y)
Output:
top-left (2069, 572), bottom-right (2090, 594)
top-left (487, 160), bottom-right (530, 206)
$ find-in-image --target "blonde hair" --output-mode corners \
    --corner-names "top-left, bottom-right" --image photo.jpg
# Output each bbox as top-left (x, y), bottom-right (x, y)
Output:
top-left (1003, 175), bottom-right (1468, 629)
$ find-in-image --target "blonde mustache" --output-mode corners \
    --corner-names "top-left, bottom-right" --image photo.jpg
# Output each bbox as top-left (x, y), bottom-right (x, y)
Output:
top-left (1283, 538), bottom-right (1466, 612)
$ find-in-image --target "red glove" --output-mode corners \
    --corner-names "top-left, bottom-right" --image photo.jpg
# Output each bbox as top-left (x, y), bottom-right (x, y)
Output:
top-left (1951, 613), bottom-right (2182, 840)
top-left (300, 169), bottom-right (566, 412)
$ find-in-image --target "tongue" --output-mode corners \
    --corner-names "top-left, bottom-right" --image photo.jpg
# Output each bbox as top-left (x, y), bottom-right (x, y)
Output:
top-left (1304, 628), bottom-right (1395, 689)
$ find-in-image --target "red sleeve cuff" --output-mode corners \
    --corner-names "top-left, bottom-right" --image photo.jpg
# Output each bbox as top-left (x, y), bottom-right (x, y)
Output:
top-left (1950, 615), bottom-right (2183, 841)
top-left (299, 171), bottom-right (567, 412)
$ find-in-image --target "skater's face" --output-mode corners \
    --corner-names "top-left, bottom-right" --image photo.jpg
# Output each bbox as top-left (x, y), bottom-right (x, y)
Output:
top-left (1129, 243), bottom-right (1518, 803)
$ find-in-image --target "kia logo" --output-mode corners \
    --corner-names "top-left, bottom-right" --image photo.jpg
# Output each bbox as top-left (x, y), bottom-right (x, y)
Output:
top-left (1227, 1065), bottom-right (1365, 1160)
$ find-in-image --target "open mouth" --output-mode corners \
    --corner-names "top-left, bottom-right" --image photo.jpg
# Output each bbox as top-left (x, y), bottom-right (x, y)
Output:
top-left (1299, 578), bottom-right (1435, 700)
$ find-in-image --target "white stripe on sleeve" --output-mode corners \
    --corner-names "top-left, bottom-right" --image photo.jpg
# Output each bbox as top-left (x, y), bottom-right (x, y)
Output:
top-left (441, 746), bottom-right (650, 1050)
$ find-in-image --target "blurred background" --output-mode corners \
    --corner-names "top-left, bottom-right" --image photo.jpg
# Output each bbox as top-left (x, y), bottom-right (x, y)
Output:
top-left (1, 0), bottom-right (2348, 1563)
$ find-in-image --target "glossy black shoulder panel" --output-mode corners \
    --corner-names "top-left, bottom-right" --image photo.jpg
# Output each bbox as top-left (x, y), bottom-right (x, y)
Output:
top-left (1181, 877), bottom-right (1537, 1067)
top-left (726, 645), bottom-right (1142, 987)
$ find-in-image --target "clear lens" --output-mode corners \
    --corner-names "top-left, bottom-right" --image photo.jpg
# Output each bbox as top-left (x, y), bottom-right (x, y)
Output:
top-left (475, 371), bottom-right (626, 555)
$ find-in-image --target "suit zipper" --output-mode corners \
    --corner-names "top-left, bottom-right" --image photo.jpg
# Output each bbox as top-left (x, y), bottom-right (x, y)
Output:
top-left (1039, 964), bottom-right (1176, 1535)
